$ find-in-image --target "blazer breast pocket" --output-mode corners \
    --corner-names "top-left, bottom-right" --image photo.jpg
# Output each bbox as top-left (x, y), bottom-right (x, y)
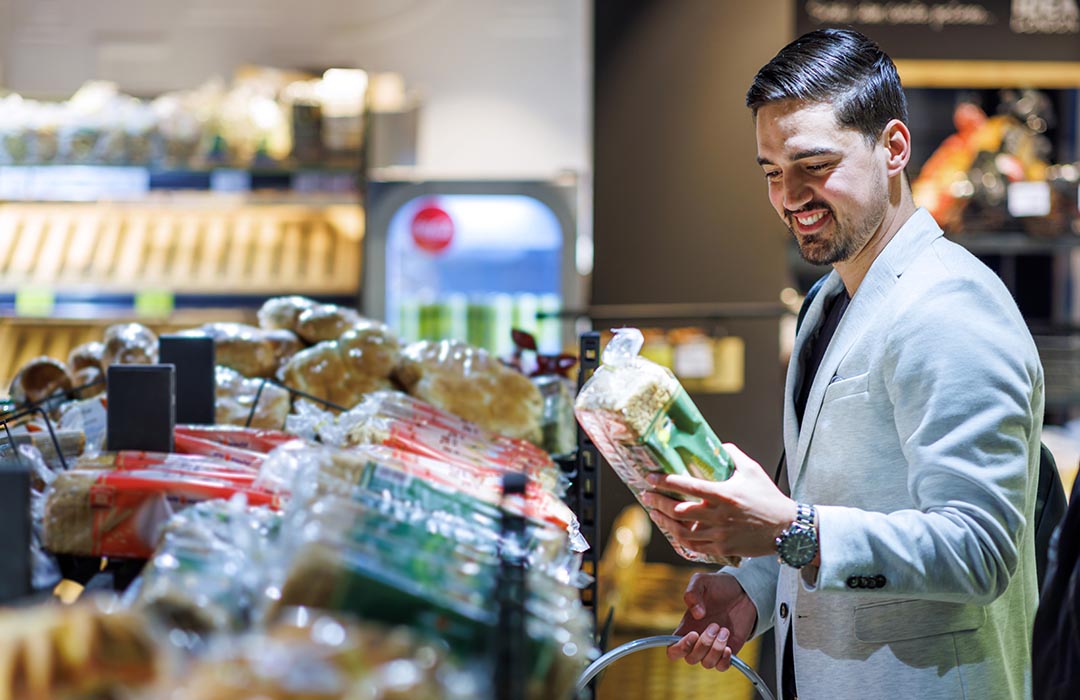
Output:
top-left (822, 371), bottom-right (869, 403)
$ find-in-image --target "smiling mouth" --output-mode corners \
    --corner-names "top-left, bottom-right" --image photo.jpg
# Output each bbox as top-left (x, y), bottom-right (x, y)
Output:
top-left (789, 209), bottom-right (831, 234)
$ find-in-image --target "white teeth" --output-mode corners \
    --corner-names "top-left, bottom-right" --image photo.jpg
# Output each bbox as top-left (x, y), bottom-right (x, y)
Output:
top-left (796, 212), bottom-right (826, 226)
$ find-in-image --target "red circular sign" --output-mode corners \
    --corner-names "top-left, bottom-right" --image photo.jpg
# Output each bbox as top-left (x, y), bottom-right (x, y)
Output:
top-left (411, 205), bottom-right (455, 253)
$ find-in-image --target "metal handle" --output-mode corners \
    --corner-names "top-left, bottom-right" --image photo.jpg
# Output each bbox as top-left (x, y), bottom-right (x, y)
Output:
top-left (575, 634), bottom-right (775, 700)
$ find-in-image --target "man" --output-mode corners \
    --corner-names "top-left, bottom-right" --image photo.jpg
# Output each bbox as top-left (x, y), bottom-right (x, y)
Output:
top-left (640, 29), bottom-right (1044, 699)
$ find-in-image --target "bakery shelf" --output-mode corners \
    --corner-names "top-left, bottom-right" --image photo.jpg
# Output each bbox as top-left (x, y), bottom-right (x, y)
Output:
top-left (0, 201), bottom-right (363, 298)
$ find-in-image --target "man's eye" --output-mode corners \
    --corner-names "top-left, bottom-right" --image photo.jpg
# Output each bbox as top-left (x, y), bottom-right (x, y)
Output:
top-left (764, 171), bottom-right (781, 180)
top-left (806, 163), bottom-right (830, 172)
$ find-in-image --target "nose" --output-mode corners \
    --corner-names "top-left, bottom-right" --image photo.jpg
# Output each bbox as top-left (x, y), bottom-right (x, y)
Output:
top-left (782, 173), bottom-right (812, 212)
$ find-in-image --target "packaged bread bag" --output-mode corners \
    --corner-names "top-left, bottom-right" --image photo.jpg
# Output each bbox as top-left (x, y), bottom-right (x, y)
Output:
top-left (574, 328), bottom-right (738, 565)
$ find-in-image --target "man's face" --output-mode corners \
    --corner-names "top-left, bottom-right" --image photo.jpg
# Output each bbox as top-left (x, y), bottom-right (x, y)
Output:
top-left (755, 99), bottom-right (889, 265)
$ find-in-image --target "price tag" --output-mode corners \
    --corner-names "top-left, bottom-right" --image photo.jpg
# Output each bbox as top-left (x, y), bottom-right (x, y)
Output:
top-left (1007, 181), bottom-right (1051, 218)
top-left (135, 289), bottom-right (175, 318)
top-left (15, 287), bottom-right (55, 316)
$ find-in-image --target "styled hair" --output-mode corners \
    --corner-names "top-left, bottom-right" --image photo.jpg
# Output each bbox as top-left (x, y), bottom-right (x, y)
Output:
top-left (746, 28), bottom-right (908, 142)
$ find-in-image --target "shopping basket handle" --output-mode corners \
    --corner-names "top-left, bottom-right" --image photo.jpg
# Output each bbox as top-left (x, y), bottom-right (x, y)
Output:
top-left (575, 634), bottom-right (775, 700)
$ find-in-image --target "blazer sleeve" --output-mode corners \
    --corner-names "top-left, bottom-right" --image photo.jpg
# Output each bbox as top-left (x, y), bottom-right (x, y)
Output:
top-left (725, 554), bottom-right (780, 638)
top-left (807, 276), bottom-right (1043, 605)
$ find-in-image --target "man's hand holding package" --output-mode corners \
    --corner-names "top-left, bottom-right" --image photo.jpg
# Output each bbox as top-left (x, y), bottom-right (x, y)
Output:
top-left (641, 442), bottom-right (799, 560)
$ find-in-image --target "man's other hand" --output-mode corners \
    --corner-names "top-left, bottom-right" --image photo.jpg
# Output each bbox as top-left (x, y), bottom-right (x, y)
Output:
top-left (667, 571), bottom-right (758, 671)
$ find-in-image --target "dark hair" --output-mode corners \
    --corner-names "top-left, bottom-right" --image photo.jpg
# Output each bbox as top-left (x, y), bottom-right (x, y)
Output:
top-left (746, 28), bottom-right (908, 142)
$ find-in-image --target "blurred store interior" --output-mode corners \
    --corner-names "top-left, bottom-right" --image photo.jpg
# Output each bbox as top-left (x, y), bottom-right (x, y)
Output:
top-left (3, 3), bottom-right (1080, 694)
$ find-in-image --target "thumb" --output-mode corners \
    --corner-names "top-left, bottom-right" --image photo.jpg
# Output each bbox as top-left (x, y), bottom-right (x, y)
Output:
top-left (684, 584), bottom-right (707, 620)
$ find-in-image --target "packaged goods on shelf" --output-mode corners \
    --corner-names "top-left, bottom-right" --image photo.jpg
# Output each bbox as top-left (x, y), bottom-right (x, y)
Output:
top-left (393, 339), bottom-right (545, 445)
top-left (270, 486), bottom-right (593, 700)
top-left (214, 366), bottom-right (291, 429)
top-left (103, 322), bottom-right (159, 366)
top-left (172, 612), bottom-right (486, 700)
top-left (289, 389), bottom-right (566, 497)
top-left (576, 328), bottom-right (739, 566)
top-left (126, 499), bottom-right (282, 635)
top-left (0, 599), bottom-right (162, 700)
top-left (43, 454), bottom-right (279, 558)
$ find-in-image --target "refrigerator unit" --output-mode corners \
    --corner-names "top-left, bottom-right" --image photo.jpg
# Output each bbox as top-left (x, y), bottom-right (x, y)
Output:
top-left (362, 178), bottom-right (584, 356)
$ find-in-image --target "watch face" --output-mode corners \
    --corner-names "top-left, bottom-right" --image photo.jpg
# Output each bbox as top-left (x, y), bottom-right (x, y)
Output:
top-left (779, 526), bottom-right (817, 568)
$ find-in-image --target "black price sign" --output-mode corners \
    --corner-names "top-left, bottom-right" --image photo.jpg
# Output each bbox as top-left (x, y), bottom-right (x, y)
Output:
top-left (796, 1), bottom-right (1080, 62)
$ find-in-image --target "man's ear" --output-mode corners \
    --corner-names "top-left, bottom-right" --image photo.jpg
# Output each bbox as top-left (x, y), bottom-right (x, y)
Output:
top-left (882, 119), bottom-right (911, 177)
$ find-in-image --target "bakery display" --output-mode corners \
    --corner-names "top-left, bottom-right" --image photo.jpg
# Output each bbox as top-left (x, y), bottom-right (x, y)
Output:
top-left (4, 293), bottom-right (596, 699)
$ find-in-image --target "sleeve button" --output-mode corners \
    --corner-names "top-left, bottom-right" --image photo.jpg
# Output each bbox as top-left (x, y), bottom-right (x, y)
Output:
top-left (779, 603), bottom-right (789, 619)
top-left (847, 576), bottom-right (859, 589)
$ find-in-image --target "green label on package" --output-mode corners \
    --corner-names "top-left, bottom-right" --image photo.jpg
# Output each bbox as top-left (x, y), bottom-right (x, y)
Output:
top-left (641, 388), bottom-right (734, 481)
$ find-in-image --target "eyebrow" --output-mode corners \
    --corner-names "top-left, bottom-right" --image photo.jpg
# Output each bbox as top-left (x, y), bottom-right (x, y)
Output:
top-left (757, 147), bottom-right (840, 166)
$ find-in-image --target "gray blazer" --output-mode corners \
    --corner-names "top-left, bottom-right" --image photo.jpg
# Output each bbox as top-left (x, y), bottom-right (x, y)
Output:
top-left (728, 208), bottom-right (1044, 699)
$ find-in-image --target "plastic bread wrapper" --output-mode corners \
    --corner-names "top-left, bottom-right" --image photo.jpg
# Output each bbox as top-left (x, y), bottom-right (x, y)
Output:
top-left (18, 444), bottom-right (62, 590)
top-left (257, 441), bottom-right (586, 557)
top-left (170, 610), bottom-right (487, 700)
top-left (124, 497), bottom-right (282, 637)
top-left (43, 462), bottom-right (280, 559)
top-left (301, 389), bottom-right (568, 497)
top-left (269, 490), bottom-right (595, 699)
top-left (214, 366), bottom-right (291, 430)
top-left (575, 328), bottom-right (740, 567)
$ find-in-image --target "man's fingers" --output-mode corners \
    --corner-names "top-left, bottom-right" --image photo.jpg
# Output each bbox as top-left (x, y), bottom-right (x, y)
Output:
top-left (640, 491), bottom-right (683, 519)
top-left (667, 631), bottom-right (699, 661)
top-left (648, 510), bottom-right (705, 542)
top-left (700, 627), bottom-right (731, 670)
top-left (646, 472), bottom-right (721, 501)
top-left (715, 645), bottom-right (734, 672)
top-left (684, 623), bottom-right (720, 665)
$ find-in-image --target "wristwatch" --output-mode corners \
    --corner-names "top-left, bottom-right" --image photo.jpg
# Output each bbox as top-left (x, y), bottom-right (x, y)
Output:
top-left (776, 503), bottom-right (818, 568)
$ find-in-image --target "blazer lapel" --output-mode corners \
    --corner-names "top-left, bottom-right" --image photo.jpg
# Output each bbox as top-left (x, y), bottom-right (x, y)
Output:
top-left (783, 272), bottom-right (844, 480)
top-left (789, 208), bottom-right (945, 489)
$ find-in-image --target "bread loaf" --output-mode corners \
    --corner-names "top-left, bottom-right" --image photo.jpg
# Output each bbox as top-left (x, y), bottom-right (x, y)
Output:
top-left (67, 341), bottom-right (105, 373)
top-left (278, 322), bottom-right (400, 411)
top-left (9, 357), bottom-right (73, 406)
top-left (102, 323), bottom-right (158, 366)
top-left (256, 295), bottom-right (317, 333)
top-left (214, 366), bottom-right (290, 430)
top-left (294, 304), bottom-right (361, 344)
top-left (187, 323), bottom-right (278, 378)
top-left (394, 339), bottom-right (543, 444)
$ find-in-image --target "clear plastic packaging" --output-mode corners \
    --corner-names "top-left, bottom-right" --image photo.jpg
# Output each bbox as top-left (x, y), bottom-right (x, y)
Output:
top-left (171, 611), bottom-right (487, 700)
top-left (266, 469), bottom-right (595, 700)
top-left (393, 339), bottom-right (545, 445)
top-left (330, 390), bottom-right (566, 496)
top-left (127, 497), bottom-right (282, 636)
top-left (102, 322), bottom-right (159, 365)
top-left (214, 365), bottom-right (291, 429)
top-left (43, 453), bottom-right (278, 558)
top-left (575, 328), bottom-right (739, 566)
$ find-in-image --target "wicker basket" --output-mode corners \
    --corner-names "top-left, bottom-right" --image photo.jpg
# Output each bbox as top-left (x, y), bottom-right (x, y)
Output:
top-left (595, 506), bottom-right (763, 699)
